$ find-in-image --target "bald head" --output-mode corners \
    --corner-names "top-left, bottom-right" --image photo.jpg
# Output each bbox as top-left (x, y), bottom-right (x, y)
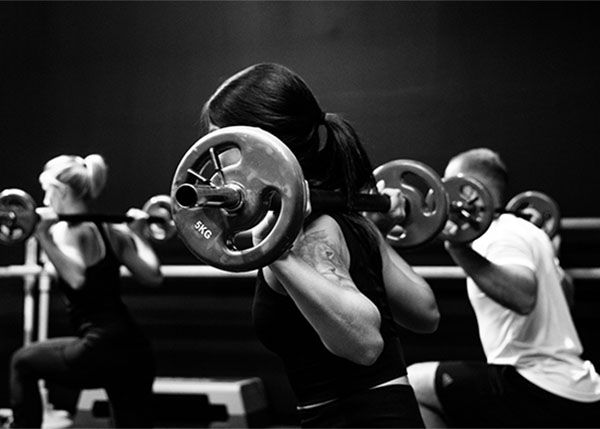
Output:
top-left (444, 148), bottom-right (508, 209)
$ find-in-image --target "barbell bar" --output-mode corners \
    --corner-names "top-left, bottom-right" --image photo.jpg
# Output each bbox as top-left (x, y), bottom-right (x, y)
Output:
top-left (170, 126), bottom-right (451, 272)
top-left (0, 189), bottom-right (176, 245)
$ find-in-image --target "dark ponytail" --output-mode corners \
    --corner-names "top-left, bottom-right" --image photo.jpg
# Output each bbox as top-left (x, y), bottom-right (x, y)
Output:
top-left (318, 112), bottom-right (376, 198)
top-left (200, 63), bottom-right (380, 244)
top-left (316, 113), bottom-right (380, 248)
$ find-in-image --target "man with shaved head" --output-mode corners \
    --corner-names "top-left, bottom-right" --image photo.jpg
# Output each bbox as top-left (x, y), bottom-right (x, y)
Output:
top-left (407, 148), bottom-right (600, 427)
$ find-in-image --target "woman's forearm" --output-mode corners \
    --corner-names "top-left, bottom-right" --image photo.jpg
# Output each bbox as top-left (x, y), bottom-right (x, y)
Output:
top-left (381, 243), bottom-right (440, 333)
top-left (269, 256), bottom-right (384, 365)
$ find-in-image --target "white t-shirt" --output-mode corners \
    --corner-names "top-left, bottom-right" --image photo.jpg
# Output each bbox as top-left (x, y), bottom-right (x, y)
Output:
top-left (468, 214), bottom-right (600, 402)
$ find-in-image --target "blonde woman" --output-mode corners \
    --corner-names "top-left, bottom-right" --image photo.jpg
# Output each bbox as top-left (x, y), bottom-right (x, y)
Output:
top-left (10, 154), bottom-right (162, 428)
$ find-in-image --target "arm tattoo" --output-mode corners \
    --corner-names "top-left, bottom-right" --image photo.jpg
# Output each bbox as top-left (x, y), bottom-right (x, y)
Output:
top-left (295, 229), bottom-right (352, 284)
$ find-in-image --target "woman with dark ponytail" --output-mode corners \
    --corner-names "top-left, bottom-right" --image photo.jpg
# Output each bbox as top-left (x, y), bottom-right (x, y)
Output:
top-left (9, 154), bottom-right (161, 428)
top-left (200, 63), bottom-right (439, 428)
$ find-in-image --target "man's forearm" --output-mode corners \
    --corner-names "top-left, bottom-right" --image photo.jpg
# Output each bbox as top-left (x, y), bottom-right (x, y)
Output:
top-left (446, 243), bottom-right (538, 315)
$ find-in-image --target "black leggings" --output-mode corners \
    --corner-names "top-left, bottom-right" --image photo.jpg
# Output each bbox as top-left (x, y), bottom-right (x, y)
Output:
top-left (10, 335), bottom-right (155, 428)
top-left (298, 384), bottom-right (425, 428)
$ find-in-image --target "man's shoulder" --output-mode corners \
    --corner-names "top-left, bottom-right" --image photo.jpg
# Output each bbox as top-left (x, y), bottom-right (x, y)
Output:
top-left (494, 213), bottom-right (541, 236)
top-left (473, 213), bottom-right (539, 252)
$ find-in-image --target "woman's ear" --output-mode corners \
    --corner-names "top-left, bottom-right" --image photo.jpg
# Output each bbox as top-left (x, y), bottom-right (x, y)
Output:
top-left (57, 183), bottom-right (73, 202)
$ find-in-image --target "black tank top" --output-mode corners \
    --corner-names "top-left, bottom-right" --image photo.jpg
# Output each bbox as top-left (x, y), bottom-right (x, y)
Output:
top-left (252, 213), bottom-right (408, 405)
top-left (56, 223), bottom-right (139, 339)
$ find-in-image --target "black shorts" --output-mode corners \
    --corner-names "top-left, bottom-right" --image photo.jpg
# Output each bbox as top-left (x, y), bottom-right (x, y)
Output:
top-left (298, 385), bottom-right (425, 428)
top-left (435, 361), bottom-right (600, 428)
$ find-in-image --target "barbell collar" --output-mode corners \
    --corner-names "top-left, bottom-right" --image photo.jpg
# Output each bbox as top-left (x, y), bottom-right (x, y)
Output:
top-left (450, 201), bottom-right (482, 226)
top-left (0, 211), bottom-right (16, 222)
top-left (441, 175), bottom-right (495, 243)
top-left (173, 183), bottom-right (244, 212)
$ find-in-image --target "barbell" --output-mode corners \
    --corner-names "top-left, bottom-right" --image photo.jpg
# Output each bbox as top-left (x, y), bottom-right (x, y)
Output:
top-left (437, 175), bottom-right (561, 240)
top-left (0, 189), bottom-right (176, 245)
top-left (171, 126), bottom-right (499, 272)
top-left (171, 127), bottom-right (558, 271)
top-left (439, 174), bottom-right (495, 244)
top-left (505, 191), bottom-right (560, 237)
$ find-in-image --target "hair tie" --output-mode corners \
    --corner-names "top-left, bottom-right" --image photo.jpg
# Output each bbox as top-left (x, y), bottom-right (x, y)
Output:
top-left (76, 156), bottom-right (87, 169)
top-left (320, 111), bottom-right (327, 124)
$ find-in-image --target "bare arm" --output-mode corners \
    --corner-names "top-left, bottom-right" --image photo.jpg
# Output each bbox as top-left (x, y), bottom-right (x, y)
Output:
top-left (110, 221), bottom-right (163, 287)
top-left (361, 182), bottom-right (440, 332)
top-left (445, 242), bottom-right (538, 315)
top-left (378, 233), bottom-right (440, 333)
top-left (263, 215), bottom-right (384, 366)
top-left (36, 223), bottom-right (87, 289)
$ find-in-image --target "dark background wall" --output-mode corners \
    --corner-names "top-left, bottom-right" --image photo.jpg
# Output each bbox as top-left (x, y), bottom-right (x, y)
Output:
top-left (1, 2), bottom-right (600, 425)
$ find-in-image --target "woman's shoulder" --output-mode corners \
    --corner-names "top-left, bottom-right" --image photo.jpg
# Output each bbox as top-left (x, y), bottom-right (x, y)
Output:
top-left (302, 214), bottom-right (352, 263)
top-left (50, 222), bottom-right (109, 266)
top-left (311, 212), bottom-right (383, 244)
top-left (52, 221), bottom-right (95, 243)
top-left (304, 213), bottom-right (343, 237)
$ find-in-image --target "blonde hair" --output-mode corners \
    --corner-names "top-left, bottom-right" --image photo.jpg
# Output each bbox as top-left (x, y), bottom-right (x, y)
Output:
top-left (39, 154), bottom-right (107, 200)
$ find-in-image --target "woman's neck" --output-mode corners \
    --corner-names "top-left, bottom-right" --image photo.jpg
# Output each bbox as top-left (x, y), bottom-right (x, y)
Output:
top-left (60, 200), bottom-right (89, 214)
